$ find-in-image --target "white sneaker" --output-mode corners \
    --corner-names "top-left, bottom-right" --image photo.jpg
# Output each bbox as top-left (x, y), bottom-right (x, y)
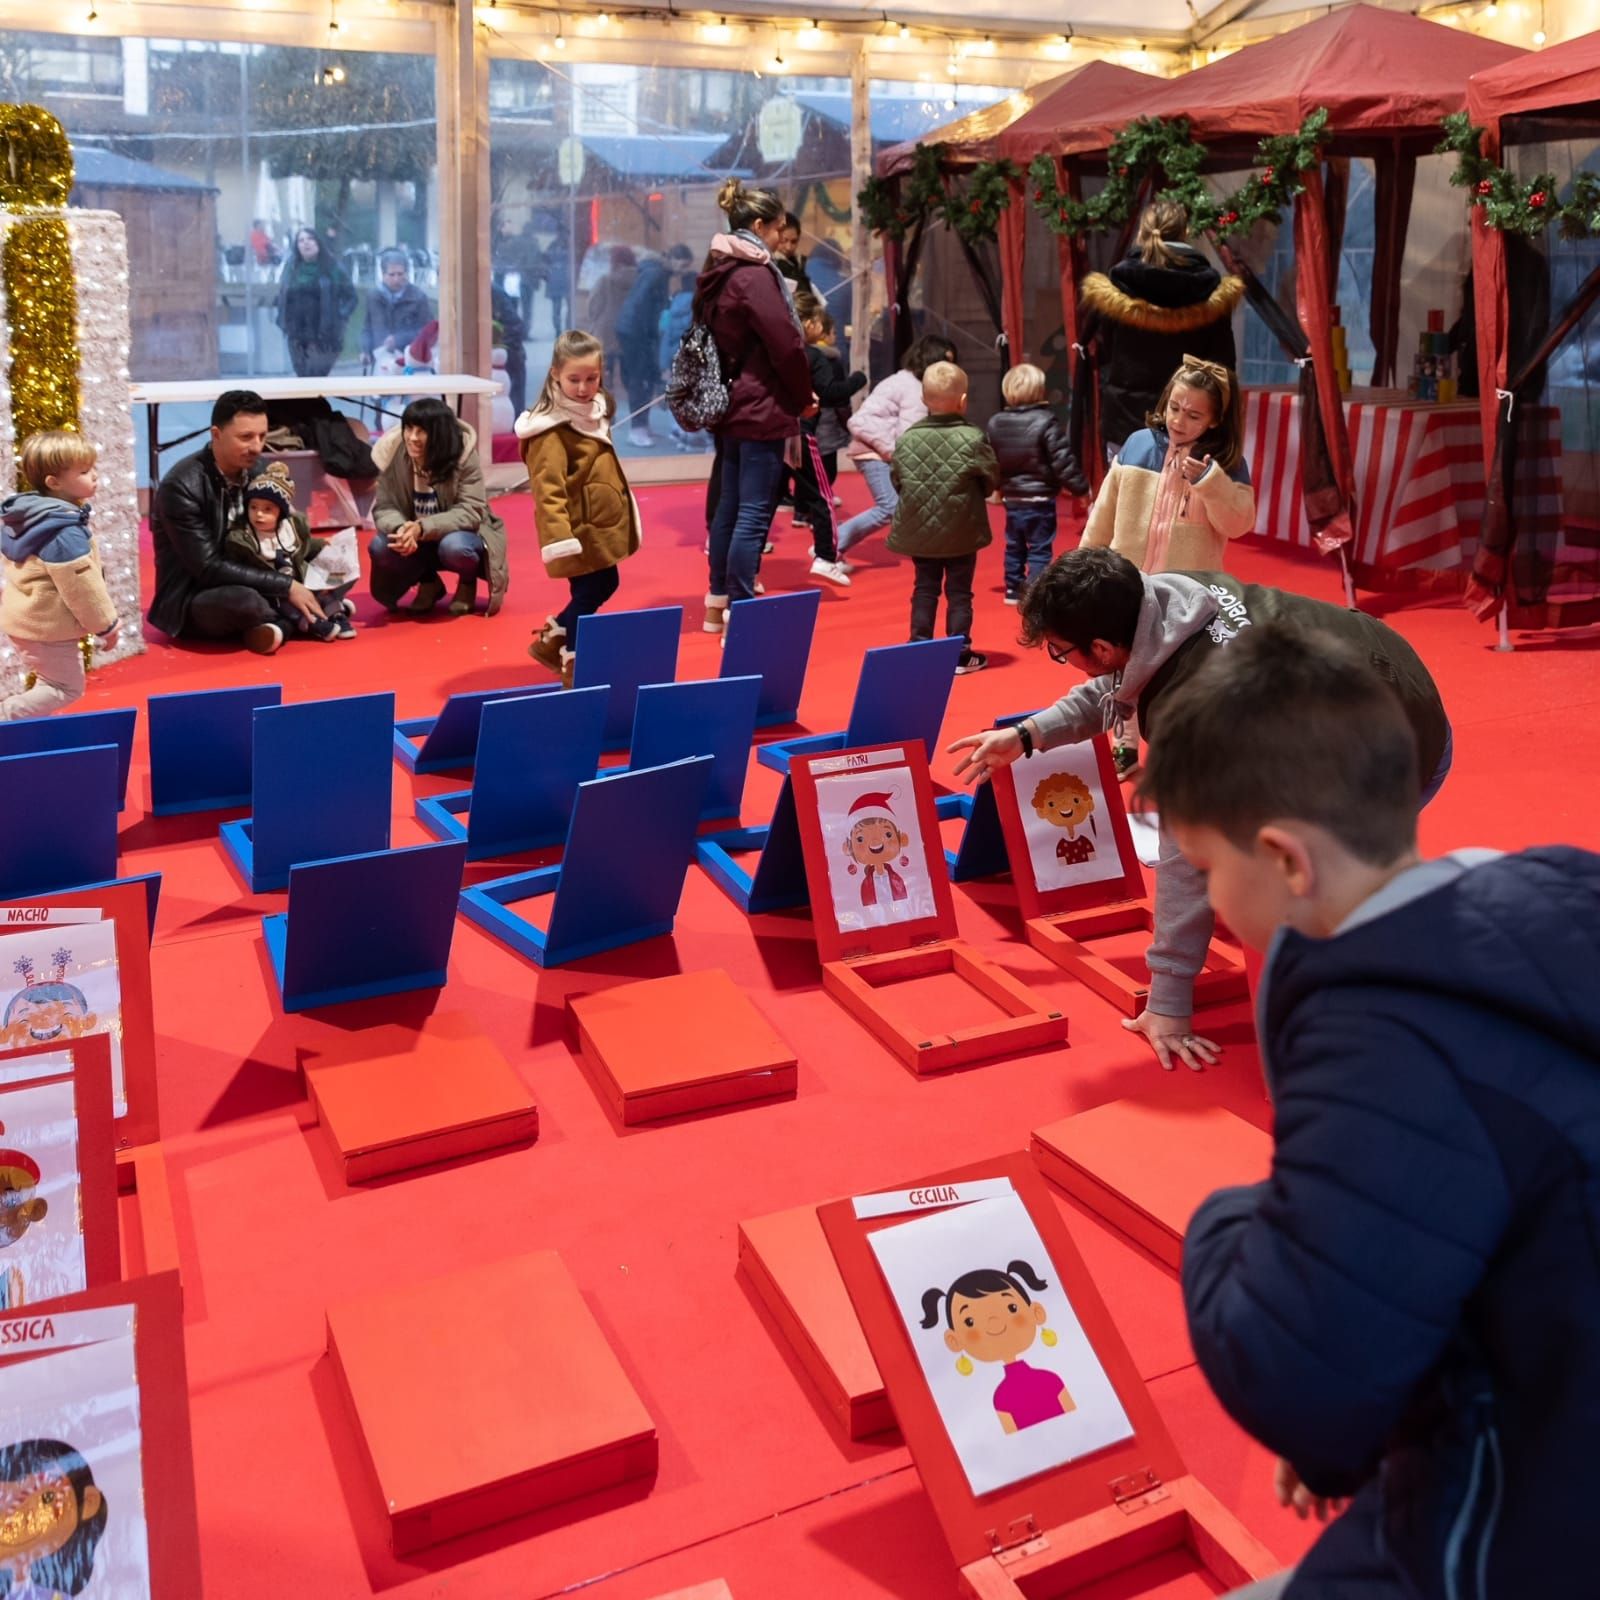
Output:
top-left (832, 494), bottom-right (843, 507)
top-left (809, 557), bottom-right (851, 587)
top-left (630, 428), bottom-right (654, 448)
top-left (753, 579), bottom-right (765, 595)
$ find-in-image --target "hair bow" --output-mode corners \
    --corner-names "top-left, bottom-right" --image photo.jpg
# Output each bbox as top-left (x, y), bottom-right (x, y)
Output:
top-left (1179, 354), bottom-right (1232, 407)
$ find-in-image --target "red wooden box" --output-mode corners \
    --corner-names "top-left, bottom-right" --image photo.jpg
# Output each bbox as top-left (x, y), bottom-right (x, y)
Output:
top-left (819, 1154), bottom-right (1279, 1598)
top-left (571, 969), bottom-right (797, 1124)
top-left (738, 1200), bottom-right (893, 1440)
top-left (1032, 1100), bottom-right (1273, 1271)
top-left (327, 1250), bottom-right (657, 1554)
top-left (991, 742), bottom-right (1248, 1017)
top-left (792, 743), bottom-right (1067, 1074)
top-left (305, 1028), bottom-right (537, 1181)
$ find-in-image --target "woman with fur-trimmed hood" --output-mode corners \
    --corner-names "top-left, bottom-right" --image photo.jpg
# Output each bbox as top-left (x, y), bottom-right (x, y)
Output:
top-left (1080, 200), bottom-right (1242, 455)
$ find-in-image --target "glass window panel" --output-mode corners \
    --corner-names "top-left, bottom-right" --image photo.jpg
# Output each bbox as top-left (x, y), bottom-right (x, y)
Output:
top-left (1, 30), bottom-right (440, 482)
top-left (488, 50), bottom-right (849, 460)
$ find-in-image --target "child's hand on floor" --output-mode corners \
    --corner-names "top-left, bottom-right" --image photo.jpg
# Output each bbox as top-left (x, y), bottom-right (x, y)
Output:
top-left (1122, 1009), bottom-right (1219, 1072)
top-left (1274, 1458), bottom-right (1346, 1523)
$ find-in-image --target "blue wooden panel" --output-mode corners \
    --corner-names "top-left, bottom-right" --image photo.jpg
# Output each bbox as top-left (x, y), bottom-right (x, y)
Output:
top-left (464, 687), bottom-right (608, 859)
top-left (239, 693), bottom-right (395, 893)
top-left (461, 756), bottom-right (710, 968)
top-left (393, 682), bottom-right (556, 774)
top-left (0, 746), bottom-right (119, 899)
top-left (844, 637), bottom-right (964, 756)
top-left (573, 605), bottom-right (682, 750)
top-left (721, 590), bottom-right (819, 728)
top-left (0, 708), bottom-right (136, 811)
top-left (694, 775), bottom-right (808, 915)
top-left (149, 686), bottom-right (281, 815)
top-left (948, 711), bottom-right (1038, 880)
top-left (266, 840), bottom-right (468, 1011)
top-left (626, 676), bottom-right (759, 822)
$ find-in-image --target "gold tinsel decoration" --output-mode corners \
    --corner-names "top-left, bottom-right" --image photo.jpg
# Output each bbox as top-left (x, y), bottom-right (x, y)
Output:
top-left (0, 106), bottom-right (80, 450)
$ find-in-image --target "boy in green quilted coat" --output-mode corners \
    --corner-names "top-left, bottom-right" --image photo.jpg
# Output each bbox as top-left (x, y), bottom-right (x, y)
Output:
top-left (887, 362), bottom-right (999, 674)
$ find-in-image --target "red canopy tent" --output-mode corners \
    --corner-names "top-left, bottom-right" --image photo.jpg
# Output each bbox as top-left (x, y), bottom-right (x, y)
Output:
top-left (999, 6), bottom-right (1522, 565)
top-left (1464, 32), bottom-right (1600, 630)
top-left (872, 62), bottom-right (1152, 367)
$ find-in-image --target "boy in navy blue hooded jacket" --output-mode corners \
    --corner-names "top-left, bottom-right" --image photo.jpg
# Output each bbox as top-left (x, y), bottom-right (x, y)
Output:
top-left (1140, 625), bottom-right (1600, 1600)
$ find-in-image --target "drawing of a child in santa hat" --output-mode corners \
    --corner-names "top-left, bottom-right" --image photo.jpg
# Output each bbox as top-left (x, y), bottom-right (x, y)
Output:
top-left (842, 791), bottom-right (912, 908)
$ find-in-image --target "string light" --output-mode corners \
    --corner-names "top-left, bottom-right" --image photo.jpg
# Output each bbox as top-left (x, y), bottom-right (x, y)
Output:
top-left (596, 9), bottom-right (610, 24)
top-left (85, 0), bottom-right (98, 18)
top-left (553, 11), bottom-right (565, 47)
top-left (797, 18), bottom-right (825, 48)
top-left (1484, 2), bottom-right (1497, 16)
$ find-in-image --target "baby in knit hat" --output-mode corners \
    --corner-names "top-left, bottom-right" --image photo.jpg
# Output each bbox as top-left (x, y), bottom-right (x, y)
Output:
top-left (231, 462), bottom-right (355, 645)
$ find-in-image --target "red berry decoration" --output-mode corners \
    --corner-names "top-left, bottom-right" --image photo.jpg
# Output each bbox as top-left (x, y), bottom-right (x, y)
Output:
top-left (1475, 178), bottom-right (1493, 196)
top-left (1118, 165), bottom-right (1130, 177)
top-left (1263, 165), bottom-right (1275, 182)
top-left (970, 200), bottom-right (983, 214)
top-left (1530, 191), bottom-right (1547, 208)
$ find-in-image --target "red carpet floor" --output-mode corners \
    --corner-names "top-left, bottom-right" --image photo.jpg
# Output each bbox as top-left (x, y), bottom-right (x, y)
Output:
top-left (80, 480), bottom-right (1600, 1599)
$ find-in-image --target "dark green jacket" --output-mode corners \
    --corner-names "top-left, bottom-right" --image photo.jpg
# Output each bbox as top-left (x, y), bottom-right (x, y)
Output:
top-left (223, 509), bottom-right (323, 583)
top-left (886, 413), bottom-right (998, 559)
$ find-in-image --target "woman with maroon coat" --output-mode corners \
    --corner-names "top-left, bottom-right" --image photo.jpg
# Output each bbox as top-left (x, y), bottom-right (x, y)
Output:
top-left (694, 179), bottom-right (816, 632)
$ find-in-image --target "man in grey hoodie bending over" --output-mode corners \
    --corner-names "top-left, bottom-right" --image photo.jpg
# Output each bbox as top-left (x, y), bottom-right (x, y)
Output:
top-left (950, 549), bottom-right (1450, 1070)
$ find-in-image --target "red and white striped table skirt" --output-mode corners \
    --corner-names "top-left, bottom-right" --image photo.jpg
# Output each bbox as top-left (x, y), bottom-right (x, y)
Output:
top-left (1242, 387), bottom-right (1564, 586)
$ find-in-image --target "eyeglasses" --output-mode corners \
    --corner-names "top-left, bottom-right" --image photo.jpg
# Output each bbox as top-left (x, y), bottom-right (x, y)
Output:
top-left (1046, 640), bottom-right (1079, 665)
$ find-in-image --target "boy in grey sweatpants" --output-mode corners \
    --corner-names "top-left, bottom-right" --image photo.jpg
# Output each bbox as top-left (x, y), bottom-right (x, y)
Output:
top-left (948, 548), bottom-right (1450, 1071)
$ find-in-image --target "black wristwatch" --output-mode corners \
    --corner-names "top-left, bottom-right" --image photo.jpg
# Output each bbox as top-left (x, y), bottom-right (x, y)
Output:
top-left (1016, 721), bottom-right (1035, 759)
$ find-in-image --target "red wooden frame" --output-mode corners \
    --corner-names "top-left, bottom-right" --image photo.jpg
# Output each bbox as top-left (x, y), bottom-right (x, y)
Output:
top-left (0, 882), bottom-right (160, 1150)
top-left (0, 1271), bottom-right (202, 1597)
top-left (792, 745), bottom-right (1067, 1073)
top-left (990, 737), bottom-right (1144, 919)
top-left (0, 1042), bottom-right (120, 1297)
top-left (818, 1154), bottom-right (1277, 1596)
top-left (988, 745), bottom-right (1247, 1016)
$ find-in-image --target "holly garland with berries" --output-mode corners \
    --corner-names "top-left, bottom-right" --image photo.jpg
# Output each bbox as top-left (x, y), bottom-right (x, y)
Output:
top-left (1026, 108), bottom-right (1330, 243)
top-left (858, 145), bottom-right (1023, 247)
top-left (1437, 111), bottom-right (1600, 240)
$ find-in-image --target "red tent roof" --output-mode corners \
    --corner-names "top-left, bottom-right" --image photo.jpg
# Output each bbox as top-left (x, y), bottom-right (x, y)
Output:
top-left (879, 61), bottom-right (1150, 178)
top-left (1467, 28), bottom-right (1600, 134)
top-left (1012, 4), bottom-right (1525, 159)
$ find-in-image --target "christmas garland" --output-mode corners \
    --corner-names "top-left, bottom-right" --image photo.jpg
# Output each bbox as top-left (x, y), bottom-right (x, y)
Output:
top-left (1027, 108), bottom-right (1330, 243)
top-left (1437, 111), bottom-right (1600, 240)
top-left (857, 142), bottom-right (949, 244)
top-left (0, 105), bottom-right (80, 448)
top-left (943, 158), bottom-right (1022, 245)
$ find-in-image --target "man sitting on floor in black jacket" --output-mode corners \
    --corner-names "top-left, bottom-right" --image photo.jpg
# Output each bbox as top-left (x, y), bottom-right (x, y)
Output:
top-left (147, 390), bottom-right (327, 654)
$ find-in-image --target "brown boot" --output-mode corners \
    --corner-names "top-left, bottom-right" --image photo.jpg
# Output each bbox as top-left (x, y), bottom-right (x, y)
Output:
top-left (409, 577), bottom-right (446, 613)
top-left (559, 647), bottom-right (576, 691)
top-left (448, 575), bottom-right (478, 616)
top-left (527, 617), bottom-right (565, 672)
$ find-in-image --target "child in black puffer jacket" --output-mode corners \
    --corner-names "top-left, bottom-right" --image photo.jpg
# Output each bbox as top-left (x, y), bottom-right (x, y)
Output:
top-left (797, 301), bottom-right (865, 586)
top-left (985, 363), bottom-right (1088, 604)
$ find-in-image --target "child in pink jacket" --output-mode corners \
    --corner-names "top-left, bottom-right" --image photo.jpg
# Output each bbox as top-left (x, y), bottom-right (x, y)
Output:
top-left (837, 334), bottom-right (955, 557)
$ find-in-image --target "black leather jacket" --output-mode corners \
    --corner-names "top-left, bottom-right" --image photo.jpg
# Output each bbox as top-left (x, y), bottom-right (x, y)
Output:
top-left (147, 447), bottom-right (289, 637)
top-left (984, 403), bottom-right (1087, 501)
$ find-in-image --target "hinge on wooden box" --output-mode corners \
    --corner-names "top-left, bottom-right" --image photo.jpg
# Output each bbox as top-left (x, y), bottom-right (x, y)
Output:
top-left (1111, 1467), bottom-right (1168, 1514)
top-left (986, 1514), bottom-right (1048, 1566)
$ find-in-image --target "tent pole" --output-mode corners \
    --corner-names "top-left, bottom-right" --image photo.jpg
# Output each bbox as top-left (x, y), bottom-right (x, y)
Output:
top-left (849, 42), bottom-right (872, 384)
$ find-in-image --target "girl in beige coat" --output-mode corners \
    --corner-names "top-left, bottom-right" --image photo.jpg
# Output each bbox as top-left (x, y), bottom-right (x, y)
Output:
top-left (1080, 356), bottom-right (1255, 574)
top-left (517, 331), bottom-right (640, 688)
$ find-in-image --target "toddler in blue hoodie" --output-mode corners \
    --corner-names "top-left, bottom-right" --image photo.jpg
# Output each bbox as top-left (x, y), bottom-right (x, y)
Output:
top-left (0, 431), bottom-right (119, 720)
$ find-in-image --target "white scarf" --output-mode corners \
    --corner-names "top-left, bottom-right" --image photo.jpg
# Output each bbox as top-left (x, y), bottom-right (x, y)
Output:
top-left (514, 391), bottom-right (612, 442)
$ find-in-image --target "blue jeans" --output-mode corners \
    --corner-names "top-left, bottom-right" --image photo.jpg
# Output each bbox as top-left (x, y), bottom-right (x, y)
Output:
top-left (837, 457), bottom-right (897, 553)
top-left (368, 530), bottom-right (486, 608)
top-left (708, 435), bottom-right (787, 602)
top-left (1003, 501), bottom-right (1058, 595)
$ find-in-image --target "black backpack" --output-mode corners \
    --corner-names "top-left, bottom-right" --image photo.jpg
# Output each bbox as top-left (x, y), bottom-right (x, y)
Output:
top-left (664, 322), bottom-right (730, 433)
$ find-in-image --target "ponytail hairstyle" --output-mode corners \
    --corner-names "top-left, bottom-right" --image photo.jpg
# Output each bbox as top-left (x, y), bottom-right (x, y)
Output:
top-left (1136, 199), bottom-right (1191, 268)
top-left (919, 1260), bottom-right (1051, 1329)
top-left (1148, 356), bottom-right (1245, 473)
top-left (717, 177), bottom-right (785, 235)
top-left (532, 329), bottom-right (614, 420)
